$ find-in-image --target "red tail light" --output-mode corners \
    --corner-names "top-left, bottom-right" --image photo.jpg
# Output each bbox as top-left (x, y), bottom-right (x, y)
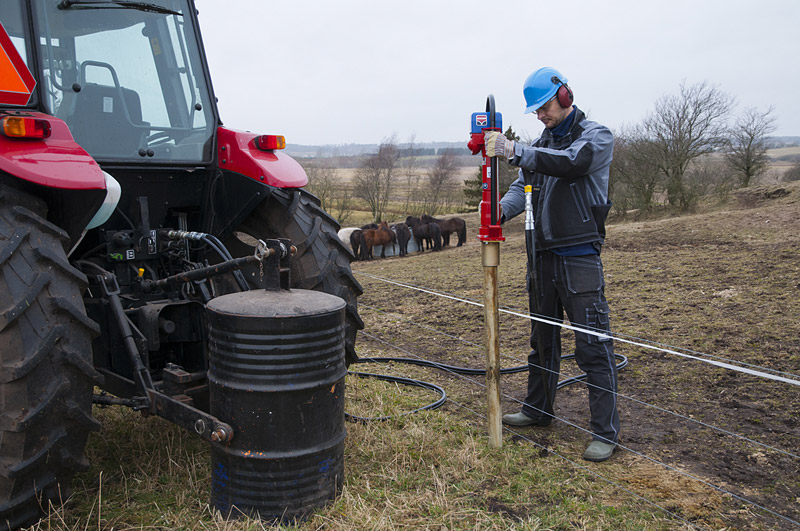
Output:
top-left (254, 134), bottom-right (285, 151)
top-left (1, 115), bottom-right (51, 139)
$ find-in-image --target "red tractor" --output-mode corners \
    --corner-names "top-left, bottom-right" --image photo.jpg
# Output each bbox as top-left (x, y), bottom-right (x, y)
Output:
top-left (0, 1), bottom-right (362, 528)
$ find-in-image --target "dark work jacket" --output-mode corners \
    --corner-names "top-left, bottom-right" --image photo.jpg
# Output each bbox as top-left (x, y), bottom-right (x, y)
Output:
top-left (499, 107), bottom-right (613, 250)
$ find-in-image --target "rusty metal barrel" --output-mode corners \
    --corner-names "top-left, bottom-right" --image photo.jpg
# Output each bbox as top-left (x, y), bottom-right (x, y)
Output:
top-left (206, 289), bottom-right (346, 522)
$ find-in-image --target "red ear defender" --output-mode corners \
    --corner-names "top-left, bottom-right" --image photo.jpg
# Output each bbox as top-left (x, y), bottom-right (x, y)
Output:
top-left (551, 75), bottom-right (574, 108)
top-left (557, 84), bottom-right (573, 108)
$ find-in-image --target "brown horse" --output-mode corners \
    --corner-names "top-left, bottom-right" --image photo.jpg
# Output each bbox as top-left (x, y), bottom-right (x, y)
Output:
top-left (421, 214), bottom-right (467, 247)
top-left (360, 222), bottom-right (395, 259)
top-left (352, 223), bottom-right (379, 260)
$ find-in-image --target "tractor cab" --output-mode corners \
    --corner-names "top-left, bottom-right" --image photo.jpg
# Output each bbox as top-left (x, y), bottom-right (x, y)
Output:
top-left (1, 0), bottom-right (216, 163)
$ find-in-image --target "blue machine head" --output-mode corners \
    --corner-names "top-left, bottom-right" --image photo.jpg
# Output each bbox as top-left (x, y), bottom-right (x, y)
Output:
top-left (471, 111), bottom-right (503, 134)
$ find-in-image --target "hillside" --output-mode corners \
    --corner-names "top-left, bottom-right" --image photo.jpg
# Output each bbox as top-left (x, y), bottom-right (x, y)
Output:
top-left (348, 181), bottom-right (800, 529)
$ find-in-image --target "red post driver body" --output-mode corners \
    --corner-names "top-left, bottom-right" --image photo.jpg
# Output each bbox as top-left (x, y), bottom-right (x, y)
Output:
top-left (468, 95), bottom-right (505, 242)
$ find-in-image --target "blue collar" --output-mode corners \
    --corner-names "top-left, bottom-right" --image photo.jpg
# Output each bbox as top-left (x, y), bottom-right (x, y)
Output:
top-left (551, 106), bottom-right (578, 140)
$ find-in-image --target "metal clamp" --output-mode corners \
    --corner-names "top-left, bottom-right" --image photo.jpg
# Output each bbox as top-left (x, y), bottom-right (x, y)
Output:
top-left (255, 239), bottom-right (270, 261)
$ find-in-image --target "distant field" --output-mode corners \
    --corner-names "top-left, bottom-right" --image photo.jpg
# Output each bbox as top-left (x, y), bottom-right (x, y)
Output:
top-left (325, 166), bottom-right (480, 227)
top-left (768, 146), bottom-right (800, 158)
top-left (332, 164), bottom-right (478, 184)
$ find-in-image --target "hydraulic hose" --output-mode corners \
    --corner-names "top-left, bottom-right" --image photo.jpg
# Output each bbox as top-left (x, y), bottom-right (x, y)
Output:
top-left (200, 235), bottom-right (250, 291)
top-left (525, 184), bottom-right (555, 418)
top-left (348, 351), bottom-right (628, 422)
top-left (345, 370), bottom-right (447, 423)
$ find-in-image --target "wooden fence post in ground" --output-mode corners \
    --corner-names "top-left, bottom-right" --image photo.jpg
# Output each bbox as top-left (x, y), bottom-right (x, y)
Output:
top-left (482, 241), bottom-right (502, 448)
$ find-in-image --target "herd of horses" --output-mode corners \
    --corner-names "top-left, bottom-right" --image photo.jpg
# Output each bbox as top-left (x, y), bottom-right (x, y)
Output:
top-left (349, 215), bottom-right (467, 260)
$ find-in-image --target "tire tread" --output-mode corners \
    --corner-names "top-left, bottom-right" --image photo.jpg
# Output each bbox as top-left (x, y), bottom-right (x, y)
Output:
top-left (0, 186), bottom-right (97, 530)
top-left (230, 188), bottom-right (363, 365)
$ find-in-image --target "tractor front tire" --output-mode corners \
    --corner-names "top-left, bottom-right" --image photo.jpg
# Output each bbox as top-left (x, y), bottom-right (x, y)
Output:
top-left (0, 186), bottom-right (100, 530)
top-left (225, 188), bottom-right (363, 366)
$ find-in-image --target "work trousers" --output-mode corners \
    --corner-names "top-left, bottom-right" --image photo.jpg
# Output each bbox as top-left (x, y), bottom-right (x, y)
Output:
top-left (523, 250), bottom-right (620, 444)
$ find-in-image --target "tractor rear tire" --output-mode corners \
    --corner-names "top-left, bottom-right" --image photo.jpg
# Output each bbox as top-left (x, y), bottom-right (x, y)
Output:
top-left (0, 186), bottom-right (100, 530)
top-left (224, 188), bottom-right (363, 366)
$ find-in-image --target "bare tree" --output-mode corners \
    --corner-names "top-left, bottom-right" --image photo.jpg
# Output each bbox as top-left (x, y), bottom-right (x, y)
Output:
top-left (330, 183), bottom-right (354, 226)
top-left (401, 133), bottom-right (422, 213)
top-left (423, 149), bottom-right (459, 216)
top-left (609, 126), bottom-right (663, 215)
top-left (354, 136), bottom-right (400, 222)
top-left (643, 81), bottom-right (734, 211)
top-left (608, 133), bottom-right (634, 218)
top-left (685, 155), bottom-right (734, 200)
top-left (303, 159), bottom-right (354, 225)
top-left (303, 159), bottom-right (336, 210)
top-left (724, 106), bottom-right (777, 188)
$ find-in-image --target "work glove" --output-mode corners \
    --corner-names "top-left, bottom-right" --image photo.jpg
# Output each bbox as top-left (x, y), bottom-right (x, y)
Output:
top-left (484, 131), bottom-right (515, 158)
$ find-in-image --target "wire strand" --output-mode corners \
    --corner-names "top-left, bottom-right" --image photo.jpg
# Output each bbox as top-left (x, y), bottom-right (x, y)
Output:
top-left (367, 272), bottom-right (795, 380)
top-left (358, 331), bottom-right (800, 528)
top-left (358, 304), bottom-right (800, 461)
top-left (356, 272), bottom-right (800, 387)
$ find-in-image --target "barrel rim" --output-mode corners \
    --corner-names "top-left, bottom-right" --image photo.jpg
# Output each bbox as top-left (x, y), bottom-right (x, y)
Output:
top-left (207, 288), bottom-right (346, 318)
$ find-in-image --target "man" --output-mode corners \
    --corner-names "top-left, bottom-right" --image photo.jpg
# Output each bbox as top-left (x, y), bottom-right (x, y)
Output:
top-left (484, 67), bottom-right (619, 462)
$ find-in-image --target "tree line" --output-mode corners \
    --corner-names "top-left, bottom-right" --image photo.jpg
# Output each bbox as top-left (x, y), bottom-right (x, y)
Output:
top-left (304, 134), bottom-right (466, 225)
top-left (609, 81), bottom-right (786, 216)
top-left (305, 80), bottom-right (798, 225)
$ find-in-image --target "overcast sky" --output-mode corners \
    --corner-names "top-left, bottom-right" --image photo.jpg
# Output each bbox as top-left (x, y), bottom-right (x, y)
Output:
top-left (195, 0), bottom-right (799, 146)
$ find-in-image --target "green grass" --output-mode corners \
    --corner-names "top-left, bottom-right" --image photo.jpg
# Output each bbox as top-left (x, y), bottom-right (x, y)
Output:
top-left (30, 381), bottom-right (717, 530)
top-left (29, 375), bottom-right (711, 531)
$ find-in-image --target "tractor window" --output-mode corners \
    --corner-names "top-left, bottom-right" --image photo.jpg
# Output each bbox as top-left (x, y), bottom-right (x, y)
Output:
top-left (0, 3), bottom-right (26, 61)
top-left (34, 0), bottom-right (214, 163)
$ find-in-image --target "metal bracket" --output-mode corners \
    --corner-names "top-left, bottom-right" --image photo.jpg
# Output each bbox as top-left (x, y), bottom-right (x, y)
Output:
top-left (147, 389), bottom-right (233, 443)
top-left (97, 272), bottom-right (155, 400)
top-left (260, 238), bottom-right (293, 290)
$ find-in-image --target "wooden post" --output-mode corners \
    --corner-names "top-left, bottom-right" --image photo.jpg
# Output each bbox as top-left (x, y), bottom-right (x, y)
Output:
top-left (482, 241), bottom-right (502, 448)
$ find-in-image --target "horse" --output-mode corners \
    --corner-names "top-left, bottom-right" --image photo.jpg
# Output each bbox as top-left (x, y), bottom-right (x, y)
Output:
top-left (353, 223), bottom-right (379, 259)
top-left (405, 216), bottom-right (442, 252)
top-left (391, 223), bottom-right (411, 257)
top-left (421, 214), bottom-right (467, 247)
top-left (349, 229), bottom-right (362, 259)
top-left (360, 222), bottom-right (395, 259)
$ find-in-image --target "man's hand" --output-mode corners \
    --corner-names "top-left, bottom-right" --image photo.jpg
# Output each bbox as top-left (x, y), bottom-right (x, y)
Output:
top-left (484, 131), bottom-right (514, 158)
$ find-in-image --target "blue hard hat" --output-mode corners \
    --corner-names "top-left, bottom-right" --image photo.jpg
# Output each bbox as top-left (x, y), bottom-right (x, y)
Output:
top-left (523, 67), bottom-right (568, 113)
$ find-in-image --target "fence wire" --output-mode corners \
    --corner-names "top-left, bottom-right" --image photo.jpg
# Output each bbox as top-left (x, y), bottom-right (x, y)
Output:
top-left (354, 272), bottom-right (800, 529)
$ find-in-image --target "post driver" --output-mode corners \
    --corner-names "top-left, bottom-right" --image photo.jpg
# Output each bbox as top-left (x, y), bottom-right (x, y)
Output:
top-left (468, 95), bottom-right (505, 448)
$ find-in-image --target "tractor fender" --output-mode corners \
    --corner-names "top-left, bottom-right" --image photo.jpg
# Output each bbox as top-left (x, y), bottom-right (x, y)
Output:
top-left (216, 127), bottom-right (308, 188)
top-left (0, 112), bottom-right (108, 245)
top-left (0, 111), bottom-right (107, 190)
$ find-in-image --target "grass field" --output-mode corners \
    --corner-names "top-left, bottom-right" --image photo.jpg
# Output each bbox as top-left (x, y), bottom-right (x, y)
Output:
top-left (768, 146), bottom-right (800, 160)
top-left (26, 181), bottom-right (800, 530)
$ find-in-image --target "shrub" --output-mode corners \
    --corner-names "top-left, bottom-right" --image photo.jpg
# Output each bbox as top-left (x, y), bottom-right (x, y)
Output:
top-left (784, 161), bottom-right (800, 182)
